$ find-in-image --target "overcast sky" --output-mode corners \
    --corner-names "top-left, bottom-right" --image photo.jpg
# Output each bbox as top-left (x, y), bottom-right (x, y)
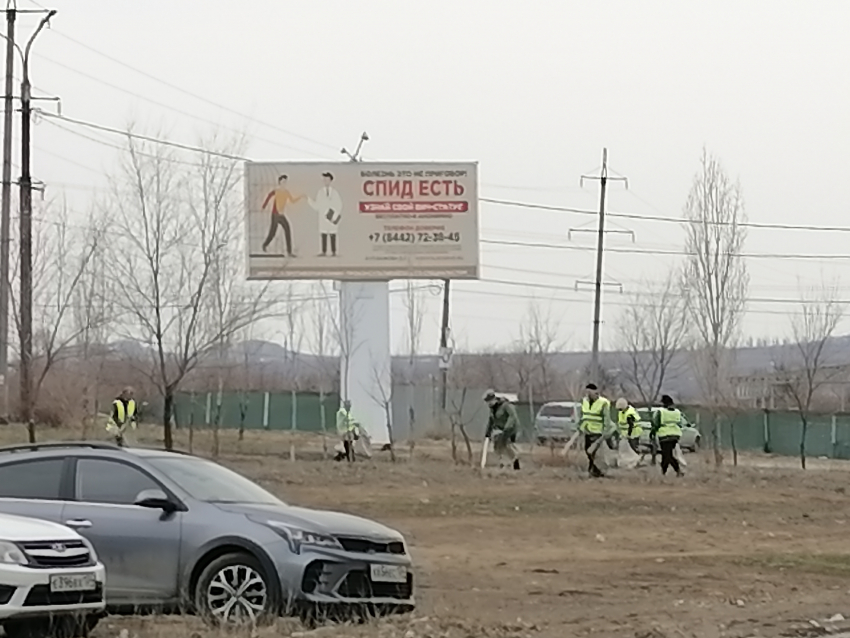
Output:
top-left (15, 0), bottom-right (850, 355)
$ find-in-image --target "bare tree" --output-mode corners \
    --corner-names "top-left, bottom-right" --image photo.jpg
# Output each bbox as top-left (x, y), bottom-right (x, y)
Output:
top-left (682, 148), bottom-right (749, 465)
top-left (108, 130), bottom-right (274, 449)
top-left (401, 280), bottom-right (426, 457)
top-left (445, 340), bottom-right (484, 464)
top-left (326, 281), bottom-right (365, 404)
top-left (72, 208), bottom-right (113, 438)
top-left (519, 300), bottom-right (563, 402)
top-left (777, 282), bottom-right (845, 469)
top-left (307, 282), bottom-right (338, 458)
top-left (282, 288), bottom-right (305, 462)
top-left (9, 203), bottom-right (107, 440)
top-left (367, 360), bottom-right (396, 463)
top-left (615, 271), bottom-right (690, 405)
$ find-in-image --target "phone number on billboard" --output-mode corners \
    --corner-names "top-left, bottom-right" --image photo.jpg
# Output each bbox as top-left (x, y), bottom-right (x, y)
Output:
top-left (369, 232), bottom-right (462, 244)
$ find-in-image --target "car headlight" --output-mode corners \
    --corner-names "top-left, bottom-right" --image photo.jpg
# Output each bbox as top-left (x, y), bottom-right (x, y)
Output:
top-left (266, 522), bottom-right (342, 554)
top-left (0, 540), bottom-right (28, 565)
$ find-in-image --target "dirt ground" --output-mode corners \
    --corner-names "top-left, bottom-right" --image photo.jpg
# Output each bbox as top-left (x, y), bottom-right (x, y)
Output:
top-left (5, 424), bottom-right (850, 638)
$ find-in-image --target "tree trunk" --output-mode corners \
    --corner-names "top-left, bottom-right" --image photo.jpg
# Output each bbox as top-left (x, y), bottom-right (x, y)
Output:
top-left (385, 404), bottom-right (396, 463)
top-left (459, 423), bottom-right (473, 464)
top-left (163, 391), bottom-right (174, 450)
top-left (26, 420), bottom-right (35, 444)
top-left (450, 421), bottom-right (458, 463)
top-left (319, 389), bottom-right (328, 459)
top-left (800, 416), bottom-right (808, 470)
top-left (730, 420), bottom-right (738, 467)
top-left (289, 389), bottom-right (297, 462)
top-left (238, 397), bottom-right (247, 442)
top-left (212, 378), bottom-right (223, 459)
top-left (712, 412), bottom-right (723, 466)
top-left (407, 405), bottom-right (416, 460)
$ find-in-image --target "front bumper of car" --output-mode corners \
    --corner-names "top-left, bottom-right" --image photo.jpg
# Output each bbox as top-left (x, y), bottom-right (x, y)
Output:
top-left (0, 561), bottom-right (106, 620)
top-left (266, 538), bottom-right (415, 615)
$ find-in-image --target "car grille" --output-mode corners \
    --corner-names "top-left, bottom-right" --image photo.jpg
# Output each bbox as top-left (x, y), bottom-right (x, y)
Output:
top-left (337, 570), bottom-right (413, 600)
top-left (301, 561), bottom-right (328, 594)
top-left (20, 540), bottom-right (93, 568)
top-left (0, 585), bottom-right (15, 605)
top-left (23, 584), bottom-right (103, 607)
top-left (336, 537), bottom-right (405, 555)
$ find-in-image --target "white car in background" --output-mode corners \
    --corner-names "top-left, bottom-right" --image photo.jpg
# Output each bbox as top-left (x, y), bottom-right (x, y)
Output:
top-left (0, 513), bottom-right (105, 638)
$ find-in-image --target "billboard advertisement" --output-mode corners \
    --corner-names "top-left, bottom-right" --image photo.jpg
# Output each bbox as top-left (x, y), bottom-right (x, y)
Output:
top-left (244, 161), bottom-right (479, 280)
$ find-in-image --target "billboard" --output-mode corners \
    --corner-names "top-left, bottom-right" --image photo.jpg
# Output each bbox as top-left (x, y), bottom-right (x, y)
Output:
top-left (244, 161), bottom-right (479, 280)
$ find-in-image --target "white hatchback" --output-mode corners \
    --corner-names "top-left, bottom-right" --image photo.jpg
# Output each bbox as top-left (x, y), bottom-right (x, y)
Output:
top-left (0, 512), bottom-right (106, 638)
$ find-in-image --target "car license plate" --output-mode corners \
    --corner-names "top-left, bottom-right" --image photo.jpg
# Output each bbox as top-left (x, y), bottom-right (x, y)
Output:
top-left (49, 573), bottom-right (97, 593)
top-left (369, 564), bottom-right (407, 583)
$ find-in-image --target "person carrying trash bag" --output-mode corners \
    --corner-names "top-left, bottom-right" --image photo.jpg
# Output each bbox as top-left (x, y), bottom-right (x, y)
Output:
top-left (334, 399), bottom-right (360, 462)
top-left (106, 386), bottom-right (137, 447)
top-left (579, 383), bottom-right (616, 478)
top-left (615, 397), bottom-right (642, 454)
top-left (483, 390), bottom-right (521, 470)
top-left (650, 394), bottom-right (685, 477)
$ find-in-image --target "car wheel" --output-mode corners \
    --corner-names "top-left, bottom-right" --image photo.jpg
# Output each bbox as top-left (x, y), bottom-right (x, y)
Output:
top-left (194, 552), bottom-right (276, 627)
top-left (693, 436), bottom-right (701, 451)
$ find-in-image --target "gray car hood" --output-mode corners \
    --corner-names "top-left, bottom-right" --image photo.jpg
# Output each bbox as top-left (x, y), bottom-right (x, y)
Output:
top-left (215, 502), bottom-right (403, 541)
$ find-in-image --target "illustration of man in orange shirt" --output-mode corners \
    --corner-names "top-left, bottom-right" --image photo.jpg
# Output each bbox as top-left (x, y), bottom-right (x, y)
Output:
top-left (261, 175), bottom-right (304, 256)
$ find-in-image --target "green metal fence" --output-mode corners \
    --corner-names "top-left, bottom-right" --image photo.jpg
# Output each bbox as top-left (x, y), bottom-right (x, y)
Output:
top-left (172, 390), bottom-right (850, 460)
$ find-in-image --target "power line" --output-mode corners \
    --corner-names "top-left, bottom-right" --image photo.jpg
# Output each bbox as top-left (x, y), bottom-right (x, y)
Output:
top-left (482, 237), bottom-right (850, 262)
top-left (32, 51), bottom-right (332, 159)
top-left (39, 112), bottom-right (249, 161)
top-left (31, 16), bottom-right (339, 153)
top-left (482, 195), bottom-right (850, 234)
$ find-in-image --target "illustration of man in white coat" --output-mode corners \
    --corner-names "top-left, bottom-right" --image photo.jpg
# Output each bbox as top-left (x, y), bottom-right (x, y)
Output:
top-left (308, 172), bottom-right (343, 257)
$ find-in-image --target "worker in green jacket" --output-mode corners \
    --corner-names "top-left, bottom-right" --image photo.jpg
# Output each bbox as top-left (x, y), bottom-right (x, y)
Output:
top-left (484, 390), bottom-right (521, 470)
top-left (615, 397), bottom-right (642, 453)
top-left (650, 394), bottom-right (684, 477)
top-left (334, 399), bottom-right (359, 462)
top-left (579, 383), bottom-right (616, 477)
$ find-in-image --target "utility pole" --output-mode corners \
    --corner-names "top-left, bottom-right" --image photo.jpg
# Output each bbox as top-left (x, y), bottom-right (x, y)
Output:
top-left (0, 2), bottom-right (15, 419)
top-left (580, 148), bottom-right (627, 384)
top-left (438, 279), bottom-right (451, 415)
top-left (18, 9), bottom-right (55, 442)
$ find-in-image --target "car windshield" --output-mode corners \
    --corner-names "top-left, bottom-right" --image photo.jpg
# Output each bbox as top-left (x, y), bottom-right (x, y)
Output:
top-left (539, 405), bottom-right (574, 417)
top-left (147, 456), bottom-right (284, 505)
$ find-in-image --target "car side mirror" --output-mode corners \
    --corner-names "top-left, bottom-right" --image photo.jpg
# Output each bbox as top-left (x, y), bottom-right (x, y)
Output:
top-left (134, 488), bottom-right (177, 512)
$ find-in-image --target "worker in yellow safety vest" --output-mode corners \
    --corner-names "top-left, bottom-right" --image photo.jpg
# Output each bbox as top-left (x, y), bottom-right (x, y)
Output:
top-left (579, 383), bottom-right (615, 478)
top-left (650, 394), bottom-right (684, 477)
top-left (106, 386), bottom-right (137, 447)
top-left (334, 399), bottom-right (360, 462)
top-left (615, 397), bottom-right (642, 453)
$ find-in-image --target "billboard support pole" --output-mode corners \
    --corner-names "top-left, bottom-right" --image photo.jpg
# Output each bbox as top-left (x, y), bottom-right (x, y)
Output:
top-left (337, 134), bottom-right (393, 450)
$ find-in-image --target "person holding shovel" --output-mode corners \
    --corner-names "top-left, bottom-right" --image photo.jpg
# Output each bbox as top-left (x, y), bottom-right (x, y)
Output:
top-left (484, 390), bottom-right (521, 470)
top-left (579, 383), bottom-right (616, 478)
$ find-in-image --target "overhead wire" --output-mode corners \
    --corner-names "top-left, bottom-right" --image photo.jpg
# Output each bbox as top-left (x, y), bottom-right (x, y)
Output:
top-left (24, 7), bottom-right (340, 153)
top-left (31, 50), bottom-right (333, 159)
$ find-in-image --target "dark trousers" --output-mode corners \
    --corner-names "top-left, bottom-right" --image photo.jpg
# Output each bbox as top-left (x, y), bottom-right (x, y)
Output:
top-left (628, 437), bottom-right (640, 454)
top-left (263, 213), bottom-right (293, 255)
top-left (321, 233), bottom-right (337, 256)
top-left (585, 433), bottom-right (604, 477)
top-left (659, 436), bottom-right (681, 475)
top-left (333, 440), bottom-right (355, 462)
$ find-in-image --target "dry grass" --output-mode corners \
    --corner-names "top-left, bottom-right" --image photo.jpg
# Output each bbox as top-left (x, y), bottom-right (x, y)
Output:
top-left (4, 423), bottom-right (850, 637)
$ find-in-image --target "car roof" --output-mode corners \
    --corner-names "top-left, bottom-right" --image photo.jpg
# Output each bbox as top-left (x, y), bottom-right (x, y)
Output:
top-left (0, 441), bottom-right (194, 464)
top-left (542, 401), bottom-right (578, 407)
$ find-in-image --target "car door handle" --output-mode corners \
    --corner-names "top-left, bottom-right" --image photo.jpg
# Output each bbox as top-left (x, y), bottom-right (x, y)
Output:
top-left (65, 519), bottom-right (92, 529)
